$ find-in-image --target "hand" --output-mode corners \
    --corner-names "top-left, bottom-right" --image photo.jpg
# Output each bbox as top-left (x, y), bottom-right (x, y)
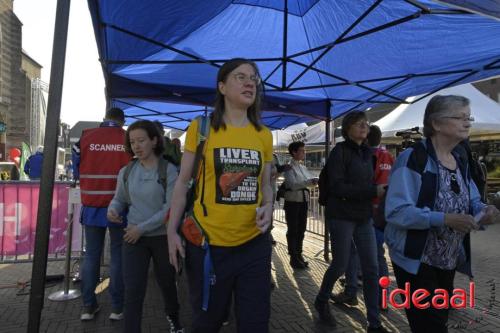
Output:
top-left (123, 225), bottom-right (142, 244)
top-left (256, 203), bottom-right (273, 233)
top-left (444, 213), bottom-right (478, 233)
top-left (376, 184), bottom-right (386, 198)
top-left (479, 205), bottom-right (500, 226)
top-left (167, 229), bottom-right (185, 273)
top-left (107, 208), bottom-right (123, 223)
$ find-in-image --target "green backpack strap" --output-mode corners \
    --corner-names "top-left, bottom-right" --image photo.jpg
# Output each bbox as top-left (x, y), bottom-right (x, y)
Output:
top-left (186, 115), bottom-right (210, 215)
top-left (123, 157), bottom-right (169, 205)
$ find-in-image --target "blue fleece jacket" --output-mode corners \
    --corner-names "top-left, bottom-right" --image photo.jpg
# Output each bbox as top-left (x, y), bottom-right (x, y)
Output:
top-left (24, 152), bottom-right (44, 179)
top-left (384, 139), bottom-right (485, 276)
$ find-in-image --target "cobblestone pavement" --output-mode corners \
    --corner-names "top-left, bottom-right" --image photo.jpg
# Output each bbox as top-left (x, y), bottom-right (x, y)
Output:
top-left (1, 223), bottom-right (499, 332)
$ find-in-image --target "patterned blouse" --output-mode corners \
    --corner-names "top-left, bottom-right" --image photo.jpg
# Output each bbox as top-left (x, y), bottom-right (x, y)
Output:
top-left (421, 162), bottom-right (469, 270)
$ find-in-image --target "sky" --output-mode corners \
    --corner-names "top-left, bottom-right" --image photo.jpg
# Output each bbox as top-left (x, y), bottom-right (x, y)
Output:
top-left (14, 0), bottom-right (105, 127)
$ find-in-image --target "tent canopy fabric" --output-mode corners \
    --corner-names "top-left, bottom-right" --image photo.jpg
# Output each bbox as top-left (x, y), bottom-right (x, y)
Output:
top-left (88, 0), bottom-right (500, 130)
top-left (374, 83), bottom-right (500, 141)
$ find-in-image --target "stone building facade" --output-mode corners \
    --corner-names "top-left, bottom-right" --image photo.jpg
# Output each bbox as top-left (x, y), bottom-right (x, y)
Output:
top-left (0, 0), bottom-right (45, 160)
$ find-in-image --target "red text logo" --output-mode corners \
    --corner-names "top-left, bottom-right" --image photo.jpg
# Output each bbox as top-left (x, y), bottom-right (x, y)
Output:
top-left (379, 276), bottom-right (475, 310)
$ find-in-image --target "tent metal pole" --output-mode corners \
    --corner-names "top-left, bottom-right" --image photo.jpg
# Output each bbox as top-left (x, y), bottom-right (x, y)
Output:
top-left (27, 0), bottom-right (71, 331)
top-left (323, 101), bottom-right (332, 262)
top-left (282, 0), bottom-right (288, 90)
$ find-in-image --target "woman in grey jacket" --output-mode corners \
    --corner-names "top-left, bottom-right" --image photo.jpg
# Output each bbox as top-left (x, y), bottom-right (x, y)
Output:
top-left (107, 120), bottom-right (183, 333)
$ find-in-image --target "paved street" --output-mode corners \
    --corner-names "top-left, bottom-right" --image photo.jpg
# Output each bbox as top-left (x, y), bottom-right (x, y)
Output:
top-left (1, 222), bottom-right (499, 332)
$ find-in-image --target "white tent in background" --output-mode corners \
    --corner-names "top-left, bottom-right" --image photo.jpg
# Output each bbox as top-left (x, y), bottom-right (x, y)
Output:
top-left (272, 122), bottom-right (332, 147)
top-left (375, 84), bottom-right (500, 143)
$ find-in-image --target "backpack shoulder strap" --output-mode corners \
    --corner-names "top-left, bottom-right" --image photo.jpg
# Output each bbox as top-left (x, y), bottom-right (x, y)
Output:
top-left (123, 158), bottom-right (139, 205)
top-left (188, 115), bottom-right (210, 216)
top-left (409, 141), bottom-right (428, 175)
top-left (158, 156), bottom-right (168, 203)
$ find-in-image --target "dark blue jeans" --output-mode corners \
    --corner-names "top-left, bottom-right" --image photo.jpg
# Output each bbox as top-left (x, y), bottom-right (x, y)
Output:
top-left (81, 225), bottom-right (124, 310)
top-left (317, 219), bottom-right (381, 328)
top-left (186, 233), bottom-right (272, 333)
top-left (345, 226), bottom-right (389, 298)
top-left (122, 235), bottom-right (179, 333)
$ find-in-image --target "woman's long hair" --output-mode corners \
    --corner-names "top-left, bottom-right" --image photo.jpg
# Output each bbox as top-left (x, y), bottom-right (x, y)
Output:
top-left (211, 58), bottom-right (263, 132)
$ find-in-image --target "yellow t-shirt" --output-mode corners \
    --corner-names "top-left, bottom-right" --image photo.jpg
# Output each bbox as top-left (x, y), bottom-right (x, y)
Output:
top-left (185, 118), bottom-right (273, 246)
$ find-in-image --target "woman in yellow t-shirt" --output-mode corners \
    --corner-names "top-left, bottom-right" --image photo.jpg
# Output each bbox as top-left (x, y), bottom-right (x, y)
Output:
top-left (167, 58), bottom-right (274, 332)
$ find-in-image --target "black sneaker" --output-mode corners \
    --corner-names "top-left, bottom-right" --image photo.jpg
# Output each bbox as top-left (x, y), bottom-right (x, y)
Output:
top-left (367, 325), bottom-right (391, 332)
top-left (330, 291), bottom-right (359, 306)
top-left (166, 314), bottom-right (184, 333)
top-left (314, 298), bottom-right (336, 327)
top-left (80, 304), bottom-right (100, 321)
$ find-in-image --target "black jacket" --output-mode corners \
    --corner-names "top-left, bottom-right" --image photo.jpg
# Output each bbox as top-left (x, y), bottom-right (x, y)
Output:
top-left (324, 139), bottom-right (377, 222)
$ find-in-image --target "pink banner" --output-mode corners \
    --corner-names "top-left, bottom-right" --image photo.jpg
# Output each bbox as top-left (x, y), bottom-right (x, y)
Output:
top-left (0, 182), bottom-right (82, 258)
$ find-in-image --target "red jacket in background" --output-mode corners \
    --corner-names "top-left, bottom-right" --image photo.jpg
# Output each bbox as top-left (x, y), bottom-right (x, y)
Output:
top-left (373, 147), bottom-right (394, 206)
top-left (79, 127), bottom-right (131, 207)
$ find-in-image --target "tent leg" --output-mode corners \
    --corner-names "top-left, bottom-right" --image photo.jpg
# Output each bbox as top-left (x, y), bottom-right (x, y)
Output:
top-left (27, 1), bottom-right (71, 332)
top-left (323, 113), bottom-right (331, 262)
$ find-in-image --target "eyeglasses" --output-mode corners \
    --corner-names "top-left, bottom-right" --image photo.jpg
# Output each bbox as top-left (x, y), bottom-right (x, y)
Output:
top-left (233, 73), bottom-right (261, 85)
top-left (442, 115), bottom-right (475, 122)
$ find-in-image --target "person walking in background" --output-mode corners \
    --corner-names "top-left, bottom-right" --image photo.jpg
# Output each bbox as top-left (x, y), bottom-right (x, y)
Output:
top-left (24, 146), bottom-right (44, 180)
top-left (315, 112), bottom-right (388, 332)
top-left (167, 58), bottom-right (274, 333)
top-left (73, 108), bottom-right (132, 321)
top-left (283, 141), bottom-right (317, 269)
top-left (107, 120), bottom-right (183, 333)
top-left (385, 95), bottom-right (500, 332)
top-left (368, 125), bottom-right (394, 308)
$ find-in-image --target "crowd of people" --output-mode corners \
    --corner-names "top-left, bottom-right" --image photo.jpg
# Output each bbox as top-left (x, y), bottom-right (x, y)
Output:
top-left (71, 58), bottom-right (500, 333)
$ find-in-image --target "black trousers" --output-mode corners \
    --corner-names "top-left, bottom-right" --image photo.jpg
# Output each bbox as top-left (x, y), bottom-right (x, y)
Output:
top-left (186, 233), bottom-right (272, 333)
top-left (284, 200), bottom-right (308, 257)
top-left (393, 262), bottom-right (455, 333)
top-left (122, 235), bottom-right (179, 333)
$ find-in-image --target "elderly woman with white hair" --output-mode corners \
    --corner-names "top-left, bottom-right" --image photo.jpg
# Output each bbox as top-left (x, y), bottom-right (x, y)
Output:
top-left (384, 94), bottom-right (500, 332)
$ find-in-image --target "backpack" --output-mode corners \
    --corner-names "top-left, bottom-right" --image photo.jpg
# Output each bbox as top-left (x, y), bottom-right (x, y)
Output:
top-left (123, 156), bottom-right (168, 205)
top-left (318, 164), bottom-right (329, 206)
top-left (318, 143), bottom-right (352, 206)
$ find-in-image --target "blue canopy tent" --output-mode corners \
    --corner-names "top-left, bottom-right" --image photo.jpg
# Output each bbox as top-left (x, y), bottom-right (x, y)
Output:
top-left (27, 2), bottom-right (500, 329)
top-left (88, 0), bottom-right (500, 129)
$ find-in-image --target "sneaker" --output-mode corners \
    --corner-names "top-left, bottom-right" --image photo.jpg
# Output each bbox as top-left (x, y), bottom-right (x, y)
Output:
top-left (109, 311), bottom-right (124, 321)
top-left (367, 325), bottom-right (391, 332)
top-left (330, 291), bottom-right (359, 306)
top-left (314, 298), bottom-right (336, 327)
top-left (167, 314), bottom-right (184, 333)
top-left (80, 304), bottom-right (100, 321)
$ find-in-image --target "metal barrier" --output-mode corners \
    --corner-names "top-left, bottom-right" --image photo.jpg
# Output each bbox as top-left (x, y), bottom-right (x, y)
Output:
top-left (0, 181), bottom-right (83, 263)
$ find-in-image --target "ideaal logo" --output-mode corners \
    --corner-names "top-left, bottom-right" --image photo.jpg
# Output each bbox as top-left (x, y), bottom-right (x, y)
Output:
top-left (379, 276), bottom-right (475, 310)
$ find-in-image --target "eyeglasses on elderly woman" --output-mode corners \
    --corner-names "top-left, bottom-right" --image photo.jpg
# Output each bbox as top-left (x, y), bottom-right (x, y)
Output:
top-left (441, 115), bottom-right (475, 122)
